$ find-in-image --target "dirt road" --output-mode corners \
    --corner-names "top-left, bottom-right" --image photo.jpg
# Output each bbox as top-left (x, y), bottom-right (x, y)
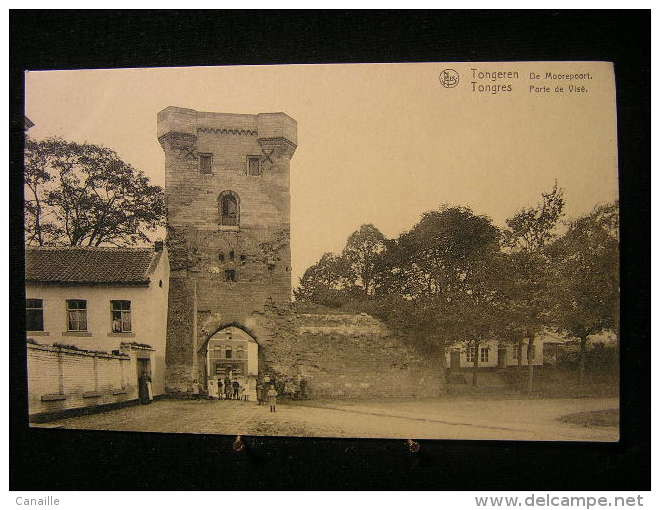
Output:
top-left (34, 396), bottom-right (619, 441)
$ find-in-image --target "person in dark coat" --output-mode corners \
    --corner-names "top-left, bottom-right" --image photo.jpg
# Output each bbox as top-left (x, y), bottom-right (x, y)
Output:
top-left (224, 376), bottom-right (232, 400)
top-left (232, 379), bottom-right (240, 400)
top-left (139, 374), bottom-right (152, 404)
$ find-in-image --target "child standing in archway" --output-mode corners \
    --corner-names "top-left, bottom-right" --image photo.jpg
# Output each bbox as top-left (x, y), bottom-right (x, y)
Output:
top-left (267, 384), bottom-right (278, 413)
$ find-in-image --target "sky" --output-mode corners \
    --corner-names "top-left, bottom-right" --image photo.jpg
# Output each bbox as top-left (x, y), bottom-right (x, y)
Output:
top-left (25, 62), bottom-right (619, 287)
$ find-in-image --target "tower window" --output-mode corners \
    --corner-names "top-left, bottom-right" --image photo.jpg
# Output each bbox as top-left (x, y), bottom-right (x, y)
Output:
top-left (199, 153), bottom-right (213, 174)
top-left (219, 191), bottom-right (239, 226)
top-left (247, 156), bottom-right (262, 176)
top-left (225, 269), bottom-right (236, 282)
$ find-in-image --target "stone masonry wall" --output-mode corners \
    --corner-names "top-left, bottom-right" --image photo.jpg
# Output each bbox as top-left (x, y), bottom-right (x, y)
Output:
top-left (159, 107), bottom-right (295, 310)
top-left (164, 275), bottom-right (196, 392)
top-left (160, 108), bottom-right (297, 391)
top-left (191, 304), bottom-right (445, 399)
top-left (256, 308), bottom-right (445, 399)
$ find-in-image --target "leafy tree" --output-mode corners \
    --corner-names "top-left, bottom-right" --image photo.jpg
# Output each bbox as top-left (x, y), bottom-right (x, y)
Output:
top-left (548, 201), bottom-right (619, 384)
top-left (459, 251), bottom-right (511, 385)
top-left (24, 138), bottom-right (62, 246)
top-left (293, 252), bottom-right (358, 307)
top-left (24, 137), bottom-right (164, 246)
top-left (374, 206), bottom-right (503, 384)
top-left (294, 224), bottom-right (387, 306)
top-left (342, 224), bottom-right (386, 296)
top-left (503, 183), bottom-right (565, 392)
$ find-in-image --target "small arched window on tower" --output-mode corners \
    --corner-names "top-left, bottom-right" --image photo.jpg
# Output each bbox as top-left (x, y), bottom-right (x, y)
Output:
top-left (218, 190), bottom-right (239, 226)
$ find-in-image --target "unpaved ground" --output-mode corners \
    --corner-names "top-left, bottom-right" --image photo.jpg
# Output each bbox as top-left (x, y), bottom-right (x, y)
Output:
top-left (33, 396), bottom-right (619, 441)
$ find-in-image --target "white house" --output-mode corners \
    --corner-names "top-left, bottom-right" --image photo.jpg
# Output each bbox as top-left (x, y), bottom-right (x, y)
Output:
top-left (445, 338), bottom-right (545, 370)
top-left (25, 243), bottom-right (169, 418)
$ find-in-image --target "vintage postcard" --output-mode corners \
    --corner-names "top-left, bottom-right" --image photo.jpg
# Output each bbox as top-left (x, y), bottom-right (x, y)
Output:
top-left (24, 62), bottom-right (619, 441)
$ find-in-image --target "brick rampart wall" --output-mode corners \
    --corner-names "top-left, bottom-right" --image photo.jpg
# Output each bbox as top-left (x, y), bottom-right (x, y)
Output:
top-left (26, 343), bottom-right (151, 418)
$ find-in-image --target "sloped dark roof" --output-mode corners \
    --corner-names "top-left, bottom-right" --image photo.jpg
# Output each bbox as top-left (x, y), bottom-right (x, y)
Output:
top-left (25, 246), bottom-right (162, 285)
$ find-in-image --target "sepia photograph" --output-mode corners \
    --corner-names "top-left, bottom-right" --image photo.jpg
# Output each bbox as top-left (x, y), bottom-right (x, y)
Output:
top-left (22, 61), bottom-right (620, 443)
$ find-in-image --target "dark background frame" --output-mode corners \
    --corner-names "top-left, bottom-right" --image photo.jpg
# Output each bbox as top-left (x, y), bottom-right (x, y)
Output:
top-left (10, 10), bottom-right (650, 490)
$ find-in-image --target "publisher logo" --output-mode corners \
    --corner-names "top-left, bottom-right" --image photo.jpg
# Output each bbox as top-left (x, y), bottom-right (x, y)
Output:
top-left (439, 69), bottom-right (460, 88)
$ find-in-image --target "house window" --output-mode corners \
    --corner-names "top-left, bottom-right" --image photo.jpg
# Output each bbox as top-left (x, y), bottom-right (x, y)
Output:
top-left (236, 347), bottom-right (245, 359)
top-left (199, 153), bottom-right (213, 174)
top-left (219, 191), bottom-right (239, 226)
top-left (225, 269), bottom-right (236, 282)
top-left (529, 345), bottom-right (536, 360)
top-left (26, 298), bottom-right (44, 331)
top-left (66, 299), bottom-right (87, 332)
top-left (480, 347), bottom-right (489, 363)
top-left (466, 347), bottom-right (476, 363)
top-left (225, 348), bottom-right (232, 359)
top-left (247, 156), bottom-right (261, 176)
top-left (111, 300), bottom-right (132, 333)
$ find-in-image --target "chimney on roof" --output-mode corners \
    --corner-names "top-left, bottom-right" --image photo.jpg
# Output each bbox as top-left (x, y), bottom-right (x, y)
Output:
top-left (154, 241), bottom-right (164, 252)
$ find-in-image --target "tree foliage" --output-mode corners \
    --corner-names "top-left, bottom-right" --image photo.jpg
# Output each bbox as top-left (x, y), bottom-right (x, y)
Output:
top-left (342, 224), bottom-right (386, 296)
top-left (295, 208), bottom-right (507, 384)
top-left (502, 183), bottom-right (565, 391)
top-left (503, 182), bottom-right (565, 252)
top-left (294, 183), bottom-right (618, 388)
top-left (389, 207), bottom-right (504, 384)
top-left (293, 224), bottom-right (387, 305)
top-left (24, 137), bottom-right (164, 247)
top-left (293, 252), bottom-right (359, 307)
top-left (548, 201), bottom-right (619, 382)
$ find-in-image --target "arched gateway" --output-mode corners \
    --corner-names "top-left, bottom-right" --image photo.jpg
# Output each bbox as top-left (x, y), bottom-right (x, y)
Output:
top-left (206, 326), bottom-right (258, 400)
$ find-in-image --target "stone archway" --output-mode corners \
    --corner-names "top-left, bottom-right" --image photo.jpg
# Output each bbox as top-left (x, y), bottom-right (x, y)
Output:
top-left (196, 315), bottom-right (260, 398)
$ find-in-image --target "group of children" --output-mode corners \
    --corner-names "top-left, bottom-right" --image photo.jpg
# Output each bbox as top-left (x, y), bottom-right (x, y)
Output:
top-left (200, 375), bottom-right (278, 411)
top-left (215, 376), bottom-right (250, 401)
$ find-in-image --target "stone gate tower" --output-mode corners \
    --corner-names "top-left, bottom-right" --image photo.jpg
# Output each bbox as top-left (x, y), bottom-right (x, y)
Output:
top-left (158, 107), bottom-right (297, 392)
